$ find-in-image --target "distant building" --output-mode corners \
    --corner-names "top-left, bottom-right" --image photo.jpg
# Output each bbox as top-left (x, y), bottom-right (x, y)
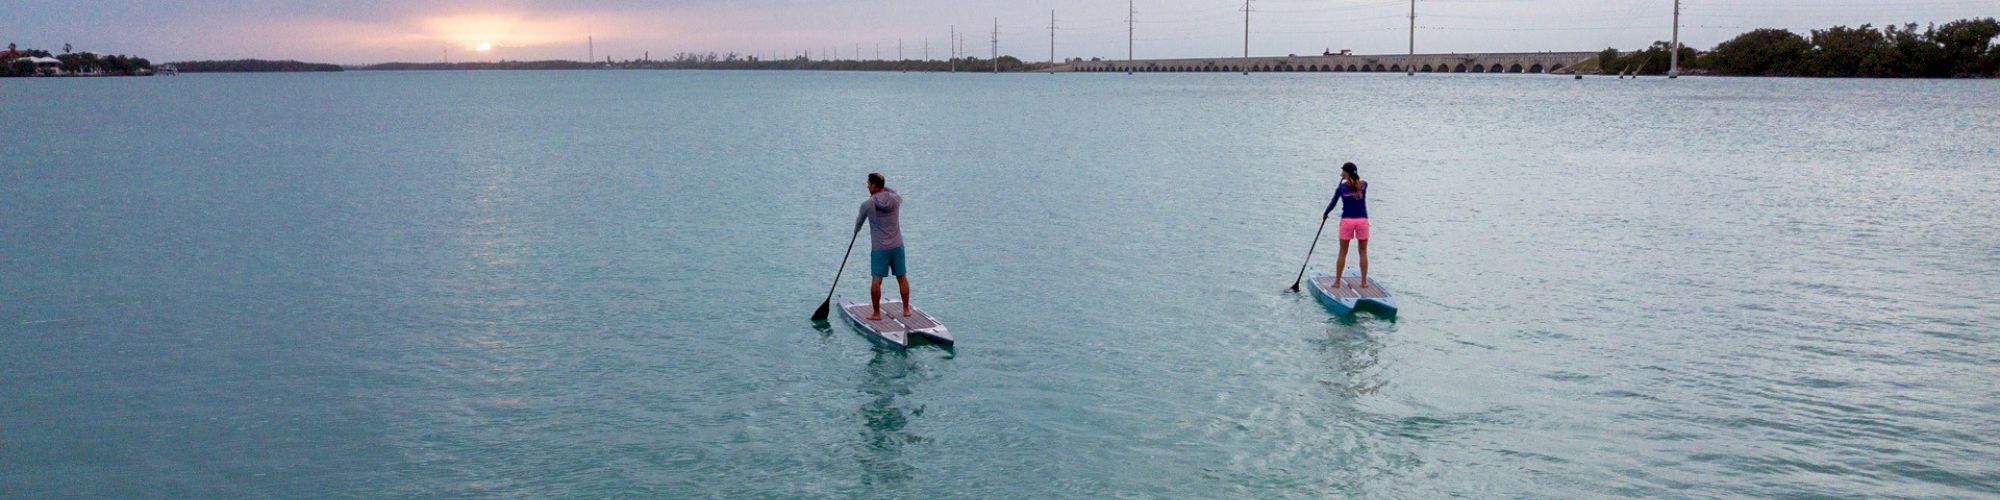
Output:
top-left (27, 56), bottom-right (63, 76)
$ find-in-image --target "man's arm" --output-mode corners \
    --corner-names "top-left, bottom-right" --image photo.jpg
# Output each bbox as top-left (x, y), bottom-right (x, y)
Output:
top-left (856, 199), bottom-right (873, 231)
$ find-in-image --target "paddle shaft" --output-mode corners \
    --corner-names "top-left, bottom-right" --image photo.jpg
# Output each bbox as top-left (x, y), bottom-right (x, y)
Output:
top-left (814, 228), bottom-right (862, 320)
top-left (1289, 216), bottom-right (1331, 291)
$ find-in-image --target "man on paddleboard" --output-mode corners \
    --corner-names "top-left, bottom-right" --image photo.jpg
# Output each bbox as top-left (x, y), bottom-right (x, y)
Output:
top-left (856, 173), bottom-right (912, 320)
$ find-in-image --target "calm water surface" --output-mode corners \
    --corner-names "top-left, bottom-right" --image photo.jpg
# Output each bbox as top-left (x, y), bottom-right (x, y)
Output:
top-left (3, 71), bottom-right (1998, 497)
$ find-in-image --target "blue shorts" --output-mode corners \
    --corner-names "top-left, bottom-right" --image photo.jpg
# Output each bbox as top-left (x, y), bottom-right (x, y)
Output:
top-left (869, 246), bottom-right (907, 278)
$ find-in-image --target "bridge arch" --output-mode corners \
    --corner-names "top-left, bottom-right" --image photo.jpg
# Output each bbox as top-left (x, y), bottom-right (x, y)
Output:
top-left (1529, 64), bottom-right (1544, 73)
top-left (1420, 64), bottom-right (1433, 72)
top-left (1454, 63), bottom-right (1467, 73)
top-left (1488, 64), bottom-right (1503, 73)
top-left (1550, 63), bottom-right (1566, 72)
top-left (1472, 64), bottom-right (1486, 72)
top-left (1389, 64), bottom-right (1402, 72)
top-left (1508, 63), bottom-right (1524, 73)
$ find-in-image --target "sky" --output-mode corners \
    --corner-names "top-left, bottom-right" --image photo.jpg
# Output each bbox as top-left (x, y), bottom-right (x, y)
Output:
top-left (2, 0), bottom-right (1993, 64)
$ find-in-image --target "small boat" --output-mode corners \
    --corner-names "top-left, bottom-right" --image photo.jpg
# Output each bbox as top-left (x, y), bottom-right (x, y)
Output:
top-left (839, 298), bottom-right (953, 349)
top-left (1308, 271), bottom-right (1398, 316)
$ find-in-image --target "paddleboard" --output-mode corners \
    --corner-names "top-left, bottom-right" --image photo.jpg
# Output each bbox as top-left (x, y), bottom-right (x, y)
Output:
top-left (839, 298), bottom-right (953, 349)
top-left (1307, 271), bottom-right (1399, 316)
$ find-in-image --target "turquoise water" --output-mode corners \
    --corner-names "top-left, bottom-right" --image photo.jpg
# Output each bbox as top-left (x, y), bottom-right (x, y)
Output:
top-left (4, 71), bottom-right (1998, 497)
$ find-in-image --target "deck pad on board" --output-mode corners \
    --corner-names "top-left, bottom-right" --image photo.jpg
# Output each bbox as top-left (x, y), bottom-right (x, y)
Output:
top-left (1314, 275), bottom-right (1392, 299)
top-left (1308, 271), bottom-right (1399, 316)
top-left (839, 299), bottom-right (951, 348)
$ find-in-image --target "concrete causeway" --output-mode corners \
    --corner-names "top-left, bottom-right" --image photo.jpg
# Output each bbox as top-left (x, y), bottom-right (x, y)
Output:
top-left (1048, 51), bottom-right (1599, 74)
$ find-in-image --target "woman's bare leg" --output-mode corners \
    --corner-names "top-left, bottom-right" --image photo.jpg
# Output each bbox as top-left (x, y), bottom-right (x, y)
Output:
top-left (1333, 240), bottom-right (1351, 288)
top-left (1357, 240), bottom-right (1369, 288)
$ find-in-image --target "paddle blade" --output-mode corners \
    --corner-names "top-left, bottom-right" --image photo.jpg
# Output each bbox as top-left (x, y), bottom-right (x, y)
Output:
top-left (810, 300), bottom-right (832, 322)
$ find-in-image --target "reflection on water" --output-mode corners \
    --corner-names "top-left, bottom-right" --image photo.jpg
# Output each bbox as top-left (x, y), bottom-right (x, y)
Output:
top-left (1315, 325), bottom-right (1391, 397)
top-left (856, 351), bottom-right (929, 486)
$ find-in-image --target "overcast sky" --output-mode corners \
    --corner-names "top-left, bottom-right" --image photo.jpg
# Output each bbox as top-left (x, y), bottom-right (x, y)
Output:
top-left (3, 0), bottom-right (1992, 63)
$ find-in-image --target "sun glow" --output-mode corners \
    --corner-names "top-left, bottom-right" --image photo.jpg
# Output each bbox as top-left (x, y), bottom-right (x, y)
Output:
top-left (419, 14), bottom-right (597, 55)
top-left (256, 9), bottom-right (720, 63)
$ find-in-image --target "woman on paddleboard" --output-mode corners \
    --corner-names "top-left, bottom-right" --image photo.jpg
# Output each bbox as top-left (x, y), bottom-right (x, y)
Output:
top-left (1323, 162), bottom-right (1370, 288)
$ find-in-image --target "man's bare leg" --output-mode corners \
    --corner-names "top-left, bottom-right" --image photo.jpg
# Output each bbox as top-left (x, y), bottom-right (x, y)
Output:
top-left (896, 276), bottom-right (912, 317)
top-left (869, 277), bottom-right (885, 320)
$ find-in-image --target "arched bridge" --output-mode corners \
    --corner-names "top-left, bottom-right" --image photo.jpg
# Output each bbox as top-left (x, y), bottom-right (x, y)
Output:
top-left (1050, 52), bottom-right (1597, 75)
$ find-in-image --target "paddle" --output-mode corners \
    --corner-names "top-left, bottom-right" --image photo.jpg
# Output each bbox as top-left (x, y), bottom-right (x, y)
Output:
top-left (1287, 216), bottom-right (1331, 293)
top-left (811, 228), bottom-right (863, 322)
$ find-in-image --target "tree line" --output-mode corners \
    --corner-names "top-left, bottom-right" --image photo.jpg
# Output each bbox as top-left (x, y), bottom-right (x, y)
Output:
top-left (344, 53), bottom-right (1051, 72)
top-left (170, 59), bottom-right (344, 73)
top-left (1601, 17), bottom-right (2000, 78)
top-left (2, 43), bottom-right (153, 77)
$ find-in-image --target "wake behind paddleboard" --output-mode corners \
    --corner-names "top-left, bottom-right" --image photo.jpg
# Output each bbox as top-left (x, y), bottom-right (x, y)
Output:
top-left (1308, 271), bottom-right (1399, 316)
top-left (839, 298), bottom-right (953, 349)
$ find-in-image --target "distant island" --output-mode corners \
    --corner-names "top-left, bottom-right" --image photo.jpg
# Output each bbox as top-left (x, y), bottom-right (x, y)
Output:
top-left (169, 59), bottom-right (343, 73)
top-left (2, 43), bottom-right (154, 77)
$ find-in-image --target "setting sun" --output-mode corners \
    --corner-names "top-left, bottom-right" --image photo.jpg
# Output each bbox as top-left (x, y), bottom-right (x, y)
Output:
top-left (475, 43), bottom-right (493, 52)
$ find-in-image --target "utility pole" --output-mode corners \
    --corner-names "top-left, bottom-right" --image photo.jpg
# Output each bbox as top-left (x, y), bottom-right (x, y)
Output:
top-left (1128, 0), bottom-right (1136, 74)
top-left (1242, 0), bottom-right (1253, 75)
top-left (588, 36), bottom-right (595, 64)
top-left (1669, 0), bottom-right (1681, 78)
top-left (1049, 10), bottom-right (1058, 66)
top-left (992, 18), bottom-right (1001, 74)
top-left (1407, 0), bottom-right (1416, 75)
top-left (924, 38), bottom-right (930, 61)
top-left (899, 39), bottom-right (904, 61)
top-left (950, 26), bottom-right (957, 72)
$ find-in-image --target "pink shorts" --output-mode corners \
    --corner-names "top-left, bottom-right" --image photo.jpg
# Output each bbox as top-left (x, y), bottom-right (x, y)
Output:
top-left (1338, 218), bottom-right (1370, 241)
